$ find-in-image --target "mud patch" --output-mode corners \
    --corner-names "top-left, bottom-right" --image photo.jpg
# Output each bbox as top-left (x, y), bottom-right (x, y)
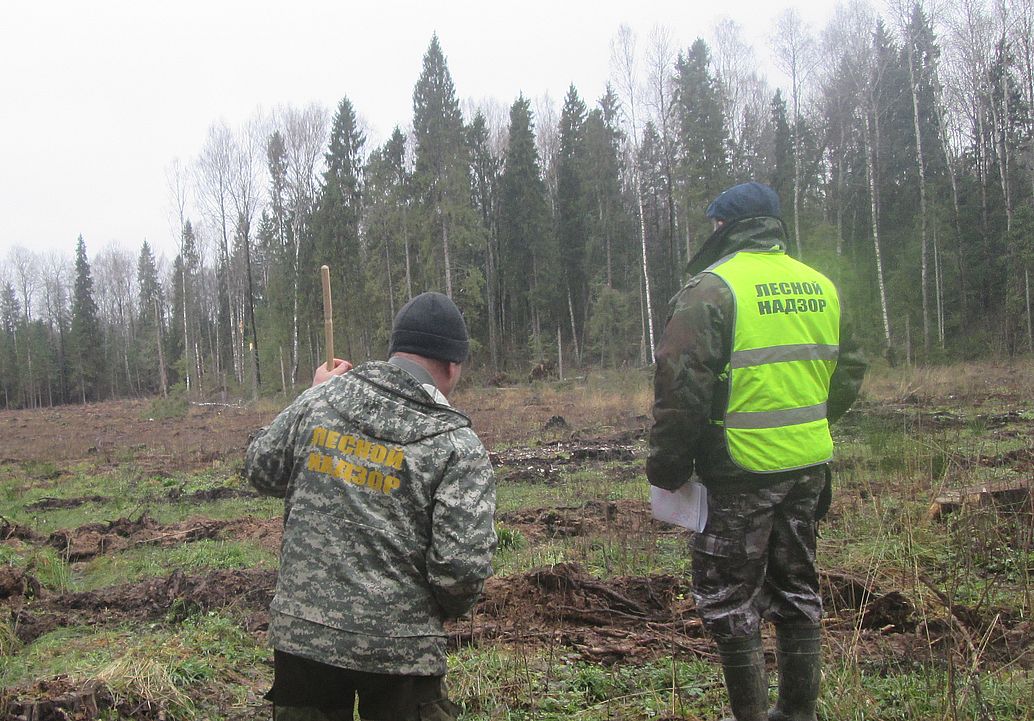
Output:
top-left (10, 568), bottom-right (276, 645)
top-left (448, 562), bottom-right (705, 664)
top-left (971, 447), bottom-right (1034, 471)
top-left (498, 499), bottom-right (687, 539)
top-left (0, 565), bottom-right (40, 600)
top-left (848, 404), bottom-right (1032, 432)
top-left (164, 486), bottom-right (257, 503)
top-left (0, 399), bottom-right (273, 471)
top-left (37, 514), bottom-right (282, 562)
top-left (0, 676), bottom-right (157, 721)
top-left (822, 570), bottom-right (916, 631)
top-left (490, 437), bottom-right (639, 484)
top-left (25, 495), bottom-right (110, 511)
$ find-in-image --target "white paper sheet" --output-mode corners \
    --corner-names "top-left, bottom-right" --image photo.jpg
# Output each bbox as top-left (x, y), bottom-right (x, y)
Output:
top-left (650, 481), bottom-right (708, 533)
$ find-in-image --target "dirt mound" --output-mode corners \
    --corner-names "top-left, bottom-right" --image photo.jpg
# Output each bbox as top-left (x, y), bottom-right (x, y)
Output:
top-left (164, 486), bottom-right (257, 502)
top-left (0, 566), bottom-right (40, 600)
top-left (11, 568), bottom-right (276, 645)
top-left (0, 676), bottom-right (146, 721)
top-left (6, 514), bottom-right (281, 563)
top-left (0, 519), bottom-right (42, 544)
top-left (498, 499), bottom-right (687, 539)
top-left (448, 562), bottom-right (706, 663)
top-left (25, 495), bottom-right (110, 511)
top-left (822, 570), bottom-right (916, 631)
top-left (490, 437), bottom-right (639, 484)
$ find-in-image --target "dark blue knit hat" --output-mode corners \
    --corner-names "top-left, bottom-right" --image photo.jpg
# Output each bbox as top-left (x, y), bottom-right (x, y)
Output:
top-left (389, 292), bottom-right (469, 364)
top-left (706, 182), bottom-right (781, 223)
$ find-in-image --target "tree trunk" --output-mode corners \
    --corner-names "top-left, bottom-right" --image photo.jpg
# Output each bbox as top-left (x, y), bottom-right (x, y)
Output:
top-left (864, 111), bottom-right (893, 356)
top-left (635, 171), bottom-right (656, 362)
top-left (836, 123), bottom-right (846, 258)
top-left (938, 109), bottom-right (965, 325)
top-left (557, 325), bottom-right (564, 381)
top-left (486, 226), bottom-right (499, 372)
top-left (154, 299), bottom-right (168, 399)
top-left (439, 205), bottom-right (453, 297)
top-left (934, 223), bottom-right (945, 350)
top-left (279, 345), bottom-right (287, 396)
top-left (290, 216), bottom-right (302, 383)
top-left (567, 285), bottom-right (581, 365)
top-left (907, 40), bottom-right (931, 357)
top-left (181, 256), bottom-right (191, 396)
top-left (403, 203), bottom-right (414, 300)
top-left (1027, 267), bottom-right (1033, 353)
top-left (243, 222), bottom-right (261, 392)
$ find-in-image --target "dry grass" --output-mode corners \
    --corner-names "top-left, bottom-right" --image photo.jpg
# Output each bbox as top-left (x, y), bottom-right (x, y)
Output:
top-left (862, 358), bottom-right (1034, 405)
top-left (455, 369), bottom-right (653, 448)
top-left (95, 654), bottom-right (192, 714)
top-left (0, 616), bottom-right (21, 657)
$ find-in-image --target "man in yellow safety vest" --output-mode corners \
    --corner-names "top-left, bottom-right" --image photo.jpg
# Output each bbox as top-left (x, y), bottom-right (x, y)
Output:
top-left (647, 182), bottom-right (866, 721)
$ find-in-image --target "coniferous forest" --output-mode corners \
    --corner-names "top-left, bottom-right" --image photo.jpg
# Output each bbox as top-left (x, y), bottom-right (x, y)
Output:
top-left (4, 1), bottom-right (1034, 409)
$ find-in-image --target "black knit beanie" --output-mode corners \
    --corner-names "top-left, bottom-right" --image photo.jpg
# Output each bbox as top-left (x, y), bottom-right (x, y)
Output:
top-left (388, 292), bottom-right (469, 364)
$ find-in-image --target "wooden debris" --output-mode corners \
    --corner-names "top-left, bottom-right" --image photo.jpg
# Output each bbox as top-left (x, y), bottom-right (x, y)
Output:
top-left (928, 478), bottom-right (1033, 520)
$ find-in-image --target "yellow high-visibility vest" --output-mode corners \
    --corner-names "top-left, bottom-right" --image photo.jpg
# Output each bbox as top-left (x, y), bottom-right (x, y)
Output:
top-left (704, 248), bottom-right (840, 473)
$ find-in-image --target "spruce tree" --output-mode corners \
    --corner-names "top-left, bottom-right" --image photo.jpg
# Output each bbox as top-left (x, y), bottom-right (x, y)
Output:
top-left (412, 34), bottom-right (475, 297)
top-left (70, 235), bottom-right (103, 403)
top-left (136, 241), bottom-right (166, 395)
top-left (557, 85), bottom-right (590, 360)
top-left (0, 283), bottom-right (20, 408)
top-left (311, 96), bottom-right (366, 359)
top-left (769, 91), bottom-right (793, 206)
top-left (674, 39), bottom-right (730, 246)
top-left (498, 95), bottom-right (555, 361)
top-left (466, 112), bottom-right (500, 369)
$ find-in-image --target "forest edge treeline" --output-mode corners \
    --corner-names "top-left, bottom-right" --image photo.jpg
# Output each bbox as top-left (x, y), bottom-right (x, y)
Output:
top-left (3, 0), bottom-right (1034, 409)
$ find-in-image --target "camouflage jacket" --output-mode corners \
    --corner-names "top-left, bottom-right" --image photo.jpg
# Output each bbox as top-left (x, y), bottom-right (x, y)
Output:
top-left (245, 360), bottom-right (497, 676)
top-left (647, 217), bottom-right (867, 491)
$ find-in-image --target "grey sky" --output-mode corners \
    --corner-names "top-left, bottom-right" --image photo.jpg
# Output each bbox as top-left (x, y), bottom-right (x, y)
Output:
top-left (0, 0), bottom-right (835, 264)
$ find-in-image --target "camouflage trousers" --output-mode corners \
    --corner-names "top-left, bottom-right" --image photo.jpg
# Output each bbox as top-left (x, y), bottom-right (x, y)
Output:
top-left (692, 470), bottom-right (826, 639)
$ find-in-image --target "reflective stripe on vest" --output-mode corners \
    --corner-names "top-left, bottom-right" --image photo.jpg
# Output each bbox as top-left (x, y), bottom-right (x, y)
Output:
top-left (705, 249), bottom-right (841, 473)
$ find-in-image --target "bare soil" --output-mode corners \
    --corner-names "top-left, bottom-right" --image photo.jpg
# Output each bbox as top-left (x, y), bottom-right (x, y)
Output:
top-left (0, 399), bottom-right (272, 472)
top-left (2, 396), bottom-right (1033, 718)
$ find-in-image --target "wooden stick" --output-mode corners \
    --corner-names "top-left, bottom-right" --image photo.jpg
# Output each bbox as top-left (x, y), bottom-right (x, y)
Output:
top-left (321, 265), bottom-right (334, 370)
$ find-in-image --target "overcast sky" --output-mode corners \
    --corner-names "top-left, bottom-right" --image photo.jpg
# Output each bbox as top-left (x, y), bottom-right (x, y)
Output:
top-left (0, 0), bottom-right (836, 267)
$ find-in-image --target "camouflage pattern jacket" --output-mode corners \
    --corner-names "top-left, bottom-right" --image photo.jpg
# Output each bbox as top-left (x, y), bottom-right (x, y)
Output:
top-left (647, 217), bottom-right (867, 492)
top-left (245, 360), bottom-right (496, 676)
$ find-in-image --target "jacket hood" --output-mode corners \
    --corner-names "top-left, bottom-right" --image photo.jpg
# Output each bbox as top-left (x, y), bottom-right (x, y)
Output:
top-left (685, 216), bottom-right (790, 277)
top-left (314, 361), bottom-right (471, 444)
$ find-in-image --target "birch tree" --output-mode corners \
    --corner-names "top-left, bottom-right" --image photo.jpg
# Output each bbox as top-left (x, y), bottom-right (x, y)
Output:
top-left (611, 24), bottom-right (656, 362)
top-left (772, 9), bottom-right (816, 258)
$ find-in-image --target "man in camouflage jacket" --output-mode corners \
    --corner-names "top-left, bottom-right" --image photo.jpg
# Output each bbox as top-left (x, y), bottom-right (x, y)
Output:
top-left (246, 292), bottom-right (496, 721)
top-left (647, 183), bottom-right (866, 721)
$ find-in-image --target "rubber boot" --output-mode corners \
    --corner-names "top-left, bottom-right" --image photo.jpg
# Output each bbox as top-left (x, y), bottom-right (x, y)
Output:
top-left (716, 633), bottom-right (769, 721)
top-left (767, 623), bottom-right (822, 721)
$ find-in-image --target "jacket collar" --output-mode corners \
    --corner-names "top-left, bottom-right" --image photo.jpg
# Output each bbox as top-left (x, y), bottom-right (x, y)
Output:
top-left (686, 216), bottom-right (789, 277)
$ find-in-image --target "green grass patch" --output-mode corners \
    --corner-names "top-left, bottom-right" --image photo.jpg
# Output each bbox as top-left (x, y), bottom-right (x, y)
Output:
top-left (0, 613), bottom-right (270, 718)
top-left (73, 539), bottom-right (277, 591)
top-left (448, 647), bottom-right (720, 720)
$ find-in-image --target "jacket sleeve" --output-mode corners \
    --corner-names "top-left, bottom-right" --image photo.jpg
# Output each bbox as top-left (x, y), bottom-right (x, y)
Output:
top-left (244, 394), bottom-right (312, 498)
top-left (426, 429), bottom-right (497, 619)
top-left (828, 315), bottom-right (867, 424)
top-left (647, 278), bottom-right (730, 490)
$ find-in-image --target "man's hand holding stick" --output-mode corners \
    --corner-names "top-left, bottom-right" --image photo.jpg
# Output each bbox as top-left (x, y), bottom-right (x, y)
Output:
top-left (313, 265), bottom-right (352, 386)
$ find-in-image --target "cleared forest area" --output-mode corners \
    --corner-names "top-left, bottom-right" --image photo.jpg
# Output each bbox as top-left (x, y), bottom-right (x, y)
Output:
top-left (0, 363), bottom-right (1031, 720)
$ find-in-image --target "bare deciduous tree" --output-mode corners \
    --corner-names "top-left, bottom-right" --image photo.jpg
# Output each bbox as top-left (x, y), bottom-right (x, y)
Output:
top-left (772, 9), bottom-right (817, 259)
top-left (611, 24), bottom-right (656, 363)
